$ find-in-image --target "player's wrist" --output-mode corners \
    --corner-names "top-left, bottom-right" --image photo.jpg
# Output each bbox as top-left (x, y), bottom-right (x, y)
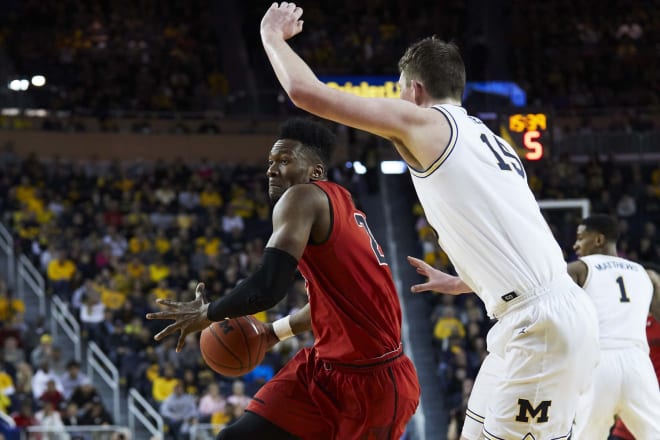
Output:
top-left (272, 315), bottom-right (294, 341)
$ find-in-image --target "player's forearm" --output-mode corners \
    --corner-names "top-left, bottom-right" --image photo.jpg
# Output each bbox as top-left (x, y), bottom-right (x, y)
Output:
top-left (261, 33), bottom-right (322, 108)
top-left (290, 303), bottom-right (312, 335)
top-left (206, 248), bottom-right (297, 321)
top-left (270, 303), bottom-right (311, 342)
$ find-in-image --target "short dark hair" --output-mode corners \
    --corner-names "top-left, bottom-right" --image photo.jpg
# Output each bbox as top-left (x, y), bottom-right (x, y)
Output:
top-left (582, 214), bottom-right (619, 242)
top-left (398, 37), bottom-right (466, 102)
top-left (278, 118), bottom-right (336, 166)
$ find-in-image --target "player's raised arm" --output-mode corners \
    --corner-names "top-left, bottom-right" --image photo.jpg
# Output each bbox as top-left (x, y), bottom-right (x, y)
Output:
top-left (647, 269), bottom-right (660, 321)
top-left (259, 3), bottom-right (450, 170)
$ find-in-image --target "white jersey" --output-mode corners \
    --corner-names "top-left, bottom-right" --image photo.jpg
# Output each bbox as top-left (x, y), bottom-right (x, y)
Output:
top-left (410, 104), bottom-right (566, 316)
top-left (580, 254), bottom-right (652, 351)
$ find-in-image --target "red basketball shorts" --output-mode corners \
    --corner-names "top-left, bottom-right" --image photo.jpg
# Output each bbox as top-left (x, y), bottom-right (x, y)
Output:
top-left (246, 346), bottom-right (420, 440)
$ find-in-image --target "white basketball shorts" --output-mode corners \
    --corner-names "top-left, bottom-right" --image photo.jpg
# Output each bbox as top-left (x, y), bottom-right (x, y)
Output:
top-left (462, 276), bottom-right (599, 440)
top-left (574, 346), bottom-right (660, 439)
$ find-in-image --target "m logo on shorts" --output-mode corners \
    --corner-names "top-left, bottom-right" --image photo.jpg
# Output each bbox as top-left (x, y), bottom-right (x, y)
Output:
top-left (515, 399), bottom-right (551, 423)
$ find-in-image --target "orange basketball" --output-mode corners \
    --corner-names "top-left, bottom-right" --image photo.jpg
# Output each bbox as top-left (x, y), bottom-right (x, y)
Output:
top-left (199, 315), bottom-right (268, 377)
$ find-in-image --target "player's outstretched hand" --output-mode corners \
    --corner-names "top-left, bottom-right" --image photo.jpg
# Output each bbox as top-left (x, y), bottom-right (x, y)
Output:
top-left (407, 256), bottom-right (470, 295)
top-left (146, 282), bottom-right (213, 352)
top-left (260, 2), bottom-right (304, 41)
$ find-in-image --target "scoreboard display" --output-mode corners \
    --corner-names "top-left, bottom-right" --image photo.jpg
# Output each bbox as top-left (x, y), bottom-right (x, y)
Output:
top-left (500, 112), bottom-right (551, 161)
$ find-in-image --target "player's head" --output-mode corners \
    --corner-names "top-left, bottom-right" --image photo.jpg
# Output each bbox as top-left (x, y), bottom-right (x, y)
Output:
top-left (574, 214), bottom-right (619, 257)
top-left (267, 117), bottom-right (336, 201)
top-left (398, 37), bottom-right (466, 105)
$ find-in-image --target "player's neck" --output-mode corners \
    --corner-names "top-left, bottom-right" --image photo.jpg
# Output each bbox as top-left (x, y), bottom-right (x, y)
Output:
top-left (602, 244), bottom-right (619, 257)
top-left (426, 97), bottom-right (462, 108)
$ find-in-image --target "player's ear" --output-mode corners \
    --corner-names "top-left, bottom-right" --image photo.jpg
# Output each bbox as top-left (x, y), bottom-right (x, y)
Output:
top-left (412, 80), bottom-right (425, 105)
top-left (310, 164), bottom-right (324, 181)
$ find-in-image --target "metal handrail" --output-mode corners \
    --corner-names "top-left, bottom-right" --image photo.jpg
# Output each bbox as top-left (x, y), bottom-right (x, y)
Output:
top-left (0, 222), bottom-right (15, 288)
top-left (128, 387), bottom-right (164, 439)
top-left (50, 295), bottom-right (82, 361)
top-left (23, 425), bottom-right (131, 440)
top-left (189, 423), bottom-right (226, 438)
top-left (17, 254), bottom-right (45, 316)
top-left (87, 341), bottom-right (121, 425)
top-left (25, 425), bottom-right (130, 433)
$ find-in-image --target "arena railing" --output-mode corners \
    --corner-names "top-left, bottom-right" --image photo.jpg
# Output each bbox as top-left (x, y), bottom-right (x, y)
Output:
top-left (17, 254), bottom-right (45, 316)
top-left (188, 423), bottom-right (225, 439)
top-left (0, 222), bottom-right (15, 288)
top-left (23, 425), bottom-right (131, 439)
top-left (50, 294), bottom-right (82, 361)
top-left (87, 341), bottom-right (121, 425)
top-left (128, 387), bottom-right (164, 439)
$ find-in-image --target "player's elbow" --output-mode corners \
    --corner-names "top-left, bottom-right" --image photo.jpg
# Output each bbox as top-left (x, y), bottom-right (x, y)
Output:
top-left (288, 82), bottom-right (326, 114)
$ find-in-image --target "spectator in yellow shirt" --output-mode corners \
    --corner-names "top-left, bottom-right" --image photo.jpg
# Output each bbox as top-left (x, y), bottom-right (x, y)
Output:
top-left (154, 229), bottom-right (172, 255)
top-left (128, 228), bottom-right (152, 256)
top-left (126, 257), bottom-right (146, 281)
top-left (15, 176), bottom-right (35, 203)
top-left (46, 250), bottom-right (77, 297)
top-left (195, 226), bottom-right (222, 258)
top-left (151, 280), bottom-right (175, 301)
top-left (199, 182), bottom-right (223, 209)
top-left (0, 363), bottom-right (14, 413)
top-left (0, 280), bottom-right (25, 322)
top-left (99, 283), bottom-right (126, 311)
top-left (229, 186), bottom-right (254, 219)
top-left (149, 258), bottom-right (170, 283)
top-left (433, 306), bottom-right (466, 344)
top-left (152, 364), bottom-right (179, 403)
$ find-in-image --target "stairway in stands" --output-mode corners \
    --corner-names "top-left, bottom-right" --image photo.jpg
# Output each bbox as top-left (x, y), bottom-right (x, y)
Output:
top-left (357, 173), bottom-right (446, 440)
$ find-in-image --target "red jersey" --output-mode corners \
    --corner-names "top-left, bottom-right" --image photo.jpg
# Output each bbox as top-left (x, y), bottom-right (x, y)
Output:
top-left (647, 315), bottom-right (660, 378)
top-left (297, 181), bottom-right (403, 363)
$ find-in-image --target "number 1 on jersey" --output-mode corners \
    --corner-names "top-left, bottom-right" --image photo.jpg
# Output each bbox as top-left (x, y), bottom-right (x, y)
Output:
top-left (354, 213), bottom-right (388, 265)
top-left (615, 276), bottom-right (631, 303)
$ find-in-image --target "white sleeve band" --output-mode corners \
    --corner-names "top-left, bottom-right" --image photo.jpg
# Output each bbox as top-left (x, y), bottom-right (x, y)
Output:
top-left (272, 316), bottom-right (294, 341)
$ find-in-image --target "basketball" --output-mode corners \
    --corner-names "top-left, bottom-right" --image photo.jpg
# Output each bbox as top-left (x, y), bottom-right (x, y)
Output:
top-left (199, 315), bottom-right (268, 377)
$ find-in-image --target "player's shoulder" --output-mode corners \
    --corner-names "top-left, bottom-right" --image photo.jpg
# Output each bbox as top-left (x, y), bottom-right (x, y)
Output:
top-left (274, 183), bottom-right (329, 213)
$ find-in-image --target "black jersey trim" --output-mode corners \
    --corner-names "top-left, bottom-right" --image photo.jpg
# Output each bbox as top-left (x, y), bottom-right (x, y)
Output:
top-left (409, 105), bottom-right (459, 178)
top-left (307, 182), bottom-right (334, 246)
top-left (466, 407), bottom-right (485, 423)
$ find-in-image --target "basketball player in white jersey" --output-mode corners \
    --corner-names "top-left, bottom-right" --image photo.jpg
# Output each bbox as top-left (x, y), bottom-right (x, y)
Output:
top-left (570, 214), bottom-right (660, 439)
top-left (261, 3), bottom-right (599, 438)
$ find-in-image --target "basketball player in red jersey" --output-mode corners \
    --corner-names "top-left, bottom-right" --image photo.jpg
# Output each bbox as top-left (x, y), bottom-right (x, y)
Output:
top-left (147, 118), bottom-right (420, 440)
top-left (610, 314), bottom-right (660, 440)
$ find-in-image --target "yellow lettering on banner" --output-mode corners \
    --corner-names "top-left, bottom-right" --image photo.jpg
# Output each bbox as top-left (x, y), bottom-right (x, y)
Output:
top-left (326, 81), bottom-right (400, 98)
